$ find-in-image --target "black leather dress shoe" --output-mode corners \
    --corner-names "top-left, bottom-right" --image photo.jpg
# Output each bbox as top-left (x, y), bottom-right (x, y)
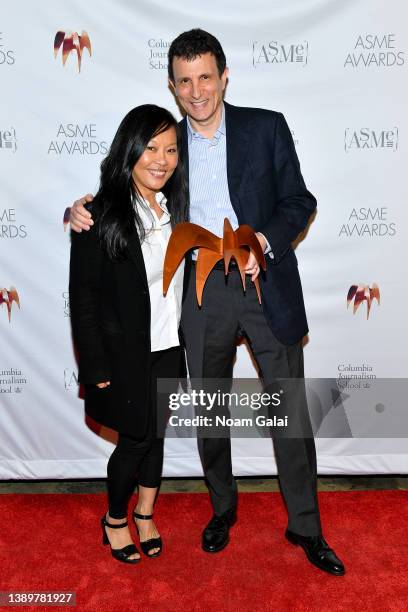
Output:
top-left (202, 509), bottom-right (237, 553)
top-left (285, 530), bottom-right (345, 576)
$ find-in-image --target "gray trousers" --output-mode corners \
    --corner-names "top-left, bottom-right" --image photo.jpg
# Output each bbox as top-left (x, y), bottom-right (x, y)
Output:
top-left (180, 263), bottom-right (321, 536)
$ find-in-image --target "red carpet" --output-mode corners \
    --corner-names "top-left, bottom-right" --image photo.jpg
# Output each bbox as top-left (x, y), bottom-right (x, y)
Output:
top-left (0, 490), bottom-right (407, 611)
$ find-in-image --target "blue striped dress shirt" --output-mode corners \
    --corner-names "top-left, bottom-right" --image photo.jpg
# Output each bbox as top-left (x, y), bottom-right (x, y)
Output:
top-left (187, 104), bottom-right (239, 236)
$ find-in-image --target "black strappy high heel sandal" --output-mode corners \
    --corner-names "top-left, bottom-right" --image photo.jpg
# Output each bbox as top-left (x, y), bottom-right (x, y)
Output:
top-left (101, 515), bottom-right (141, 564)
top-left (133, 510), bottom-right (162, 558)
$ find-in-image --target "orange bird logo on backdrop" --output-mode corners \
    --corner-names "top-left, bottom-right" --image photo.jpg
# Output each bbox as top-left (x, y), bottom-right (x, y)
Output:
top-left (63, 207), bottom-right (71, 231)
top-left (0, 287), bottom-right (20, 322)
top-left (347, 283), bottom-right (380, 319)
top-left (54, 30), bottom-right (92, 72)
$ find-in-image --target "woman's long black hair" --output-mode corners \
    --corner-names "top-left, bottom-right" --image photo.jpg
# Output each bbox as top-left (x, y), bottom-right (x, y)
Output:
top-left (95, 104), bottom-right (188, 259)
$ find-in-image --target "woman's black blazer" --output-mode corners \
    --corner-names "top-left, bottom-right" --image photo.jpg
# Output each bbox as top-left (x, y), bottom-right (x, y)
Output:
top-left (69, 199), bottom-right (156, 437)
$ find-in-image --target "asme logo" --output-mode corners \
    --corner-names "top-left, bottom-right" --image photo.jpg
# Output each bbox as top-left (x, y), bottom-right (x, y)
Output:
top-left (0, 127), bottom-right (17, 153)
top-left (344, 128), bottom-right (398, 152)
top-left (54, 30), bottom-right (92, 72)
top-left (344, 34), bottom-right (404, 68)
top-left (253, 40), bottom-right (308, 68)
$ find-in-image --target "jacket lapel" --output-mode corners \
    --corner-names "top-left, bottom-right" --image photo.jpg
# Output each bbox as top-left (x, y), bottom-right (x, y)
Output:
top-left (224, 101), bottom-right (252, 216)
top-left (127, 231), bottom-right (148, 288)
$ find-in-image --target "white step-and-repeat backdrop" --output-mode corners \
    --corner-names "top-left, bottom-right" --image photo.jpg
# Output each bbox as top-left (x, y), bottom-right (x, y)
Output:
top-left (1, 0), bottom-right (407, 478)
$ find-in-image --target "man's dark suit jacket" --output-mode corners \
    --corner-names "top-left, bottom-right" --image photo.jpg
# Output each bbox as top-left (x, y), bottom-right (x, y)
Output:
top-left (179, 101), bottom-right (317, 346)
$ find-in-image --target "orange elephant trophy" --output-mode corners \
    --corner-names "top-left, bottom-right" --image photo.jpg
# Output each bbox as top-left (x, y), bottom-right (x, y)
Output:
top-left (163, 218), bottom-right (266, 306)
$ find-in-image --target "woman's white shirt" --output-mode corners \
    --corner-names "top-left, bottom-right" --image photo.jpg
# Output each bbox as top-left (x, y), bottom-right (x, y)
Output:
top-left (134, 192), bottom-right (184, 352)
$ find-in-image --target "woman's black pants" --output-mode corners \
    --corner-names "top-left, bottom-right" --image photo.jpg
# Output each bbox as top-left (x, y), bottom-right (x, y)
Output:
top-left (107, 346), bottom-right (181, 519)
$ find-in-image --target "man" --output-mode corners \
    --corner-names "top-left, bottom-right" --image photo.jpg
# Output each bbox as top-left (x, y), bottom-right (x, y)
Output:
top-left (70, 29), bottom-right (345, 575)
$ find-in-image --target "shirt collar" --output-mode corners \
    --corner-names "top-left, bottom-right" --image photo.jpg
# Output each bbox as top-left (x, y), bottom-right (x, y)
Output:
top-left (134, 191), bottom-right (170, 223)
top-left (154, 191), bottom-right (169, 215)
top-left (186, 103), bottom-right (225, 144)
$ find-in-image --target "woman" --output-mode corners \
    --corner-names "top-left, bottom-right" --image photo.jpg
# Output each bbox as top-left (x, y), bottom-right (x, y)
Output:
top-left (69, 105), bottom-right (188, 564)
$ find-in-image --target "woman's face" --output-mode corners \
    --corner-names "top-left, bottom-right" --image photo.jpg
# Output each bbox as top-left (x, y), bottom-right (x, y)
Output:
top-left (132, 126), bottom-right (178, 201)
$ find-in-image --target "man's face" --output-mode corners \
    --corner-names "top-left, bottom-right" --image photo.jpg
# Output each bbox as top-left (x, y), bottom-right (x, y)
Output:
top-left (170, 52), bottom-right (228, 125)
